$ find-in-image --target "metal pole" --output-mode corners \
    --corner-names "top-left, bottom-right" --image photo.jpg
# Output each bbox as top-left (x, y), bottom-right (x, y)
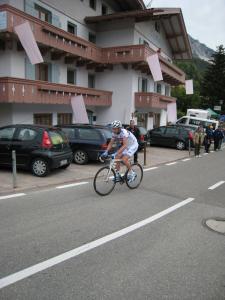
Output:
top-left (12, 150), bottom-right (17, 188)
top-left (188, 139), bottom-right (191, 157)
top-left (144, 141), bottom-right (147, 166)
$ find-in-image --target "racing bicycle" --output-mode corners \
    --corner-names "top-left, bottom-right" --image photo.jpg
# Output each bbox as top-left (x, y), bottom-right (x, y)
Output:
top-left (93, 154), bottom-right (143, 196)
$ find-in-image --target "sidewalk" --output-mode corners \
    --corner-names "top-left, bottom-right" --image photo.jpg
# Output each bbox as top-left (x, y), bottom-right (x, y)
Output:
top-left (0, 146), bottom-right (192, 195)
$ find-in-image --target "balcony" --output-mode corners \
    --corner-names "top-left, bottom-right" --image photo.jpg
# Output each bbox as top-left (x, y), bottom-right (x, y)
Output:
top-left (0, 77), bottom-right (112, 106)
top-left (0, 4), bottom-right (185, 85)
top-left (135, 92), bottom-right (176, 110)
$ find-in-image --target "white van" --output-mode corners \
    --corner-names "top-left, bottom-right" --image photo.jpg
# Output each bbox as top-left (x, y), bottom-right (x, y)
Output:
top-left (176, 116), bottom-right (219, 129)
top-left (187, 109), bottom-right (209, 119)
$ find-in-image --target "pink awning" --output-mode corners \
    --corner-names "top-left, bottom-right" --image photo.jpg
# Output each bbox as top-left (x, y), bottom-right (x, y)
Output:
top-left (71, 95), bottom-right (89, 124)
top-left (167, 102), bottom-right (177, 123)
top-left (185, 80), bottom-right (193, 95)
top-left (146, 54), bottom-right (163, 82)
top-left (14, 21), bottom-right (43, 65)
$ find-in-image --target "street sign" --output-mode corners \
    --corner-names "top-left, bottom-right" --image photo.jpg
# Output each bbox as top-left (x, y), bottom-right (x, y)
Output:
top-left (214, 106), bottom-right (221, 111)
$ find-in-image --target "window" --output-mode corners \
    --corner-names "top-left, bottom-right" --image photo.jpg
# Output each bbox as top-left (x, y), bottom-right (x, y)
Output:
top-left (17, 128), bottom-right (38, 141)
top-left (67, 69), bottom-right (76, 85)
top-left (142, 78), bottom-right (148, 92)
top-left (102, 4), bottom-right (107, 15)
top-left (67, 22), bottom-right (77, 35)
top-left (33, 114), bottom-right (53, 126)
top-left (88, 74), bottom-right (95, 88)
top-left (165, 127), bottom-right (178, 135)
top-left (60, 127), bottom-right (75, 139)
top-left (157, 83), bottom-right (162, 94)
top-left (89, 32), bottom-right (96, 44)
top-left (153, 127), bottom-right (165, 134)
top-left (35, 4), bottom-right (52, 23)
top-left (0, 127), bottom-right (15, 141)
top-left (155, 21), bottom-right (160, 33)
top-left (37, 63), bottom-right (49, 81)
top-left (177, 117), bottom-right (187, 124)
top-left (57, 113), bottom-right (73, 125)
top-left (78, 128), bottom-right (100, 140)
top-left (165, 85), bottom-right (170, 96)
top-left (89, 0), bottom-right (96, 10)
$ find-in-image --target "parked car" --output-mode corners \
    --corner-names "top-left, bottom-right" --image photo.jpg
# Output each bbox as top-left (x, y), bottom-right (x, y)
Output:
top-left (0, 124), bottom-right (73, 177)
top-left (148, 125), bottom-right (195, 150)
top-left (57, 124), bottom-right (112, 164)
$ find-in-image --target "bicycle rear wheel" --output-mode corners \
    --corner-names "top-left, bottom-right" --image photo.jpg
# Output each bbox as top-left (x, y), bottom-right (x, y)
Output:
top-left (125, 163), bottom-right (143, 189)
top-left (93, 166), bottom-right (116, 196)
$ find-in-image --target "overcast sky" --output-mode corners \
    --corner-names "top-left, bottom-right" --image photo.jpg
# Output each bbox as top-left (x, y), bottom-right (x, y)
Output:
top-left (144, 0), bottom-right (225, 50)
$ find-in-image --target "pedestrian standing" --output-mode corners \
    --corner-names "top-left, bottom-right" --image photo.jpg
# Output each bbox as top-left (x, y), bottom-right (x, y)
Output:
top-left (213, 127), bottom-right (223, 151)
top-left (194, 126), bottom-right (205, 157)
top-left (204, 125), bottom-right (213, 153)
top-left (127, 120), bottom-right (140, 163)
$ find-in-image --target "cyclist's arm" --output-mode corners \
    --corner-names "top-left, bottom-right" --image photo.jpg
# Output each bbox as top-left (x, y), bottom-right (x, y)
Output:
top-left (106, 138), bottom-right (115, 152)
top-left (117, 137), bottom-right (128, 156)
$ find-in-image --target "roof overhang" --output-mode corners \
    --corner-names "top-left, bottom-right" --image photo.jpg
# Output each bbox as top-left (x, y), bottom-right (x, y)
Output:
top-left (85, 8), bottom-right (192, 60)
top-left (112, 0), bottom-right (146, 11)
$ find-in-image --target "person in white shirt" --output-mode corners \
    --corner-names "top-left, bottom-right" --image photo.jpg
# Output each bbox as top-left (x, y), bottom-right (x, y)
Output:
top-left (102, 120), bottom-right (138, 182)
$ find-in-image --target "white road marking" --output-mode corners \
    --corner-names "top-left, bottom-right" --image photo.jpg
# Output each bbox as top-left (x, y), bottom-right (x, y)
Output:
top-left (143, 167), bottom-right (158, 172)
top-left (210, 151), bottom-right (214, 153)
top-left (203, 153), bottom-right (208, 155)
top-left (0, 197), bottom-right (195, 289)
top-left (56, 182), bottom-right (89, 189)
top-left (0, 193), bottom-right (26, 200)
top-left (166, 162), bottom-right (177, 166)
top-left (182, 158), bottom-right (191, 162)
top-left (208, 181), bottom-right (225, 190)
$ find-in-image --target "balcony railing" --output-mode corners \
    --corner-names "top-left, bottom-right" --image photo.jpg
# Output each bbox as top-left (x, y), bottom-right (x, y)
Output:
top-left (135, 92), bottom-right (176, 109)
top-left (0, 77), bottom-right (112, 106)
top-left (0, 4), bottom-right (185, 85)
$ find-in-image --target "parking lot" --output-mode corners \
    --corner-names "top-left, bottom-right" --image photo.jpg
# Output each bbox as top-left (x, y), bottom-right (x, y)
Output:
top-left (0, 146), bottom-right (192, 195)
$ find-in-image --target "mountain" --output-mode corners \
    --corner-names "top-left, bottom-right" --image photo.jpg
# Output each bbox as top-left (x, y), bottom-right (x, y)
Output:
top-left (189, 35), bottom-right (215, 62)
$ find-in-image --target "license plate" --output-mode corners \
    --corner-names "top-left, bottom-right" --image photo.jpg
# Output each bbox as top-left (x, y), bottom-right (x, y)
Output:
top-left (60, 159), bottom-right (67, 166)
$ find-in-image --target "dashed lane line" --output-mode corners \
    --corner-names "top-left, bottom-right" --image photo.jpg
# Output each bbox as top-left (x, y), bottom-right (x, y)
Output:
top-left (182, 158), bottom-right (191, 162)
top-left (0, 197), bottom-right (195, 289)
top-left (208, 181), bottom-right (225, 190)
top-left (166, 162), bottom-right (177, 166)
top-left (143, 167), bottom-right (159, 172)
top-left (56, 182), bottom-right (89, 189)
top-left (0, 193), bottom-right (26, 200)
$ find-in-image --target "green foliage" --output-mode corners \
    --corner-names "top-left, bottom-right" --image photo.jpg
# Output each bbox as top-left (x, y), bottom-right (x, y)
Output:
top-left (201, 45), bottom-right (225, 112)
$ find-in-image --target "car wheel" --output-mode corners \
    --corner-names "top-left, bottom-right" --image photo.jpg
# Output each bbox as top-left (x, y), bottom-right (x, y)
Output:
top-left (176, 141), bottom-right (185, 150)
top-left (31, 158), bottom-right (49, 177)
top-left (73, 150), bottom-right (88, 164)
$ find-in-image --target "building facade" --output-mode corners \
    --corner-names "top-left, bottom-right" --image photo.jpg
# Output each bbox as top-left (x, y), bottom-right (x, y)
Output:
top-left (0, 0), bottom-right (192, 128)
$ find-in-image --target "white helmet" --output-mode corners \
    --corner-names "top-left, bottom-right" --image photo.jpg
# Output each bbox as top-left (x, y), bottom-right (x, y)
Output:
top-left (111, 120), bottom-right (122, 128)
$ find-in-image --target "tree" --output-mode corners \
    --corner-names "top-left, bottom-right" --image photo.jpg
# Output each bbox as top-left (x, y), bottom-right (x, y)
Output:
top-left (201, 45), bottom-right (225, 112)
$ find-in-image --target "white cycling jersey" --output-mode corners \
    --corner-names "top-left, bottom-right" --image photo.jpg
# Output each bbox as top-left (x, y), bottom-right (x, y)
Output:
top-left (112, 128), bottom-right (138, 149)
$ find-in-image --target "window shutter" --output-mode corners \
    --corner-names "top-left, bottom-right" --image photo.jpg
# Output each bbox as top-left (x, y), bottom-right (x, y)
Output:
top-left (25, 57), bottom-right (35, 80)
top-left (51, 63), bottom-right (60, 83)
top-left (52, 14), bottom-right (61, 28)
top-left (24, 0), bottom-right (38, 17)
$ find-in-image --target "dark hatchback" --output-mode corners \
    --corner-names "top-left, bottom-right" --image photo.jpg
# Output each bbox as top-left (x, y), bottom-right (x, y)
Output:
top-left (57, 124), bottom-right (112, 164)
top-left (148, 125), bottom-right (195, 150)
top-left (0, 125), bottom-right (73, 176)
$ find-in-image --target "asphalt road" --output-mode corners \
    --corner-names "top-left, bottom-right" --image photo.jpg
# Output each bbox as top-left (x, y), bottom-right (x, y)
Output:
top-left (0, 150), bottom-right (225, 299)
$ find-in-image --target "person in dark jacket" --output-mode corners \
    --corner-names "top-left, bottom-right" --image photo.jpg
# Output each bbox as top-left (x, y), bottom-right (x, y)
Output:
top-left (214, 126), bottom-right (224, 151)
top-left (204, 125), bottom-right (214, 153)
top-left (127, 120), bottom-right (140, 163)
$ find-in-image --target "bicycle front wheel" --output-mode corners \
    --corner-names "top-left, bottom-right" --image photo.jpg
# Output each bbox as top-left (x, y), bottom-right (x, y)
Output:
top-left (125, 163), bottom-right (143, 189)
top-left (93, 166), bottom-right (116, 196)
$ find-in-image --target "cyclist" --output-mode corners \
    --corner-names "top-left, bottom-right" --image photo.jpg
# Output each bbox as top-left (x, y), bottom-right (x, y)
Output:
top-left (101, 120), bottom-right (139, 182)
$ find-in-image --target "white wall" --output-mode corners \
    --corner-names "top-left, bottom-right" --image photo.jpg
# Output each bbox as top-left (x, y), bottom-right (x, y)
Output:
top-left (134, 21), bottom-right (173, 59)
top-left (160, 109), bottom-right (167, 126)
top-left (95, 65), bottom-right (133, 124)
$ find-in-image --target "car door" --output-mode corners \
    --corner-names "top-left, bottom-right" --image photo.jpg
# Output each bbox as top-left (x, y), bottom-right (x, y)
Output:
top-left (0, 127), bottom-right (16, 165)
top-left (12, 127), bottom-right (39, 167)
top-left (150, 127), bottom-right (166, 145)
top-left (163, 127), bottom-right (179, 147)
